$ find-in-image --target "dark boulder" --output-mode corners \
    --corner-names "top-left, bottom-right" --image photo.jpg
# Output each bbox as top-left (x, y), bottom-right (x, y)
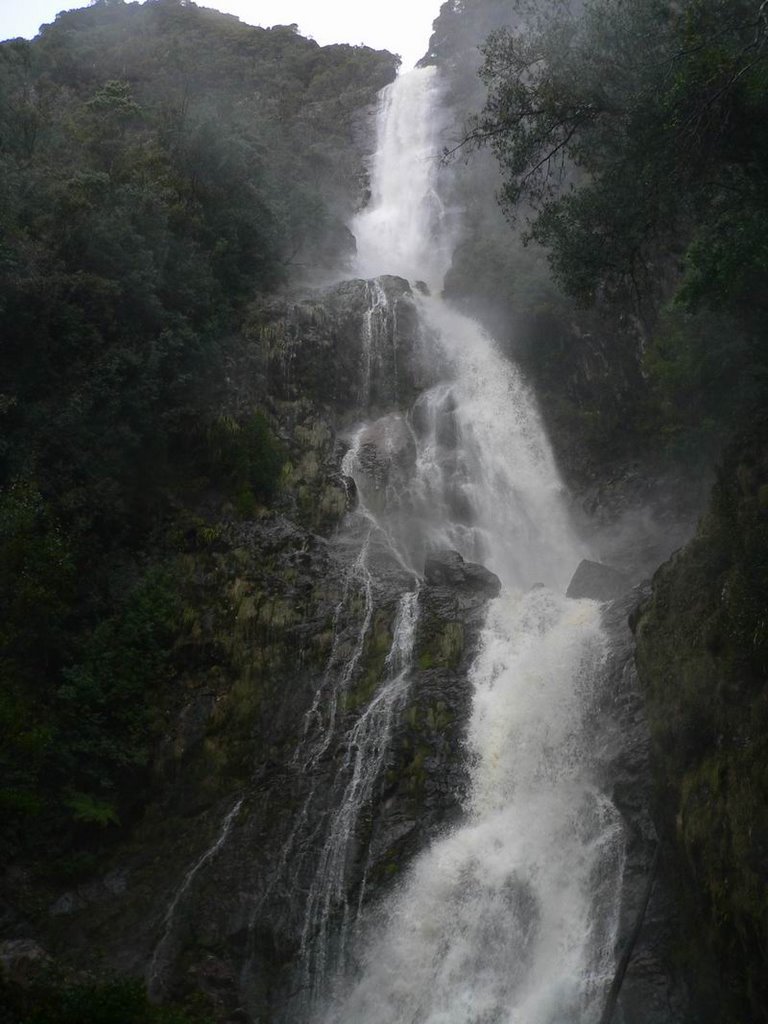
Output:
top-left (566, 559), bottom-right (631, 602)
top-left (0, 940), bottom-right (50, 987)
top-left (424, 549), bottom-right (501, 599)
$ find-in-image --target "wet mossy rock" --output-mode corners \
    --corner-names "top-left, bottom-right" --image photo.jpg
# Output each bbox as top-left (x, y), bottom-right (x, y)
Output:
top-left (248, 276), bottom-right (422, 419)
top-left (361, 550), bottom-right (501, 894)
top-left (566, 559), bottom-right (631, 602)
top-left (424, 549), bottom-right (501, 600)
top-left (9, 527), bottom-right (502, 1024)
top-left (7, 512), bottom-right (349, 1012)
top-left (633, 419), bottom-right (768, 1024)
top-left (418, 551), bottom-right (499, 672)
top-left (236, 276), bottom-right (425, 536)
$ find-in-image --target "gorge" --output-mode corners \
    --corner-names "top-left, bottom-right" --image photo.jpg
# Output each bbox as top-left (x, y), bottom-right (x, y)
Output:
top-left (1, 3), bottom-right (768, 1024)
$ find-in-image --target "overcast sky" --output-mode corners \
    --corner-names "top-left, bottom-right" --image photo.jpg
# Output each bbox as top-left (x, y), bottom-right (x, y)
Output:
top-left (0, 0), bottom-right (442, 68)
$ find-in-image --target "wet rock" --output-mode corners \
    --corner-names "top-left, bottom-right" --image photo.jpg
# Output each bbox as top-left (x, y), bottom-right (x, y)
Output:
top-left (566, 558), bottom-right (631, 601)
top-left (424, 549), bottom-right (501, 599)
top-left (49, 868), bottom-right (130, 917)
top-left (0, 939), bottom-right (50, 986)
top-left (190, 954), bottom-right (236, 991)
top-left (187, 955), bottom-right (245, 1021)
top-left (361, 548), bottom-right (500, 906)
top-left (592, 589), bottom-right (689, 1024)
top-left (353, 413), bottom-right (418, 504)
top-left (256, 275), bottom-right (422, 418)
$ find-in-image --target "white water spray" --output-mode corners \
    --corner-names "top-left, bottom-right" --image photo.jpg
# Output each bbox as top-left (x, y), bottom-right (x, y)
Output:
top-left (352, 67), bottom-right (455, 292)
top-left (307, 64), bottom-right (625, 1023)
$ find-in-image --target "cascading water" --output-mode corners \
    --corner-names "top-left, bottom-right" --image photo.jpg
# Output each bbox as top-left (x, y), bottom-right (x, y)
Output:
top-left (300, 588), bottom-right (420, 1000)
top-left (262, 426), bottom-right (423, 1008)
top-left (299, 64), bottom-right (626, 1023)
top-left (351, 68), bottom-right (455, 292)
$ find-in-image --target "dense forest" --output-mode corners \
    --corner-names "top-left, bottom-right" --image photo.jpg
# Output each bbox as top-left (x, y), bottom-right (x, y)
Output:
top-left (425, 0), bottom-right (765, 484)
top-left (468, 0), bottom-right (768, 446)
top-left (0, 0), bottom-right (394, 943)
top-left (2, 0), bottom-right (768, 1022)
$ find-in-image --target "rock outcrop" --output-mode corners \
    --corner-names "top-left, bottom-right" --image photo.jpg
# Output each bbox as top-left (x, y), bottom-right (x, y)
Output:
top-left (592, 589), bottom-right (690, 1024)
top-left (633, 422), bottom-right (768, 1023)
top-left (0, 277), bottom-right (502, 1024)
top-left (424, 548), bottom-right (501, 599)
top-left (566, 558), bottom-right (632, 602)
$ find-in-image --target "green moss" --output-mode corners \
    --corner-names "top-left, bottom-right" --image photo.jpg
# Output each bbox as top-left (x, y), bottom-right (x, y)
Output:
top-left (416, 619), bottom-right (464, 671)
top-left (0, 975), bottom-right (213, 1024)
top-left (634, 425), bottom-right (768, 1019)
top-left (426, 701), bottom-right (453, 731)
top-left (342, 610), bottom-right (393, 713)
top-left (406, 747), bottom-right (429, 792)
top-left (256, 597), bottom-right (298, 629)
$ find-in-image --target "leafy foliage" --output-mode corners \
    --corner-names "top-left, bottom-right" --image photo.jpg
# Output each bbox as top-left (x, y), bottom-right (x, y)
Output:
top-left (197, 411), bottom-right (286, 514)
top-left (0, 0), bottom-right (394, 861)
top-left (469, 0), bottom-right (768, 301)
top-left (0, 975), bottom-right (212, 1024)
top-left (463, 0), bottom-right (768, 452)
top-left (635, 420), bottom-right (768, 1022)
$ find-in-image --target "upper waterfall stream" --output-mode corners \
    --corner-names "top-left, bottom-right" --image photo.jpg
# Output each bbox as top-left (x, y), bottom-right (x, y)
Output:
top-left (293, 66), bottom-right (626, 1023)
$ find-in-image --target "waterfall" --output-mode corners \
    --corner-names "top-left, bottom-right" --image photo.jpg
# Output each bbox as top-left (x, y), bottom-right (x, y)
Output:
top-left (351, 68), bottom-right (455, 292)
top-left (302, 64), bottom-right (626, 1023)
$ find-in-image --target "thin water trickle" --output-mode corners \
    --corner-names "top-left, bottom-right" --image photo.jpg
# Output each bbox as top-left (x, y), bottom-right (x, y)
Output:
top-left (300, 589), bottom-right (420, 1000)
top-left (148, 798), bottom-right (243, 1000)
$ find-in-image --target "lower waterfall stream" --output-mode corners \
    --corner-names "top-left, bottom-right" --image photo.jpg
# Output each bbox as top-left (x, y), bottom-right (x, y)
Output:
top-left (286, 65), bottom-right (628, 1023)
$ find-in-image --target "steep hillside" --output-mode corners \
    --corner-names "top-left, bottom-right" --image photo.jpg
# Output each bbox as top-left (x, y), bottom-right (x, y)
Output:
top-left (0, 1), bottom-right (396, 991)
top-left (634, 422), bottom-right (768, 1023)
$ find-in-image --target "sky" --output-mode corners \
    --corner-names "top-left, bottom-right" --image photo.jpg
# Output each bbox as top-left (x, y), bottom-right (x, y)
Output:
top-left (0, 0), bottom-right (442, 68)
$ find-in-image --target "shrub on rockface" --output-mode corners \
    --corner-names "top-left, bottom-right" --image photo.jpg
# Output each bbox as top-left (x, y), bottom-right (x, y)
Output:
top-left (461, 0), bottom-right (768, 460)
top-left (0, 0), bottom-right (394, 864)
top-left (195, 411), bottom-right (286, 514)
top-left (634, 419), bottom-right (768, 1022)
top-left (0, 975), bottom-right (212, 1024)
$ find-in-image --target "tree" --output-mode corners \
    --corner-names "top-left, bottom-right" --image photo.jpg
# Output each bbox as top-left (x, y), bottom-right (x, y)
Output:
top-left (462, 0), bottom-right (768, 307)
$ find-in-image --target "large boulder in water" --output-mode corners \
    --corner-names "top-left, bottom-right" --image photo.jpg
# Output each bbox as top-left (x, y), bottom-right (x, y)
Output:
top-left (566, 559), bottom-right (631, 601)
top-left (424, 549), bottom-right (501, 599)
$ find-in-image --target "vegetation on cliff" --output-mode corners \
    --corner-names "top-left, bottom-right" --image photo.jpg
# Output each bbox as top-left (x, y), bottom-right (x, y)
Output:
top-left (457, 0), bottom-right (768, 464)
top-left (1, 973), bottom-right (212, 1024)
top-left (634, 421), bottom-right (768, 1022)
top-left (0, 0), bottom-right (396, 865)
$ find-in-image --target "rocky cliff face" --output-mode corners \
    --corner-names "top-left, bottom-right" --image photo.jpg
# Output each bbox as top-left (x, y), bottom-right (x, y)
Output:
top-left (633, 421), bottom-right (768, 1024)
top-left (0, 275), bottom-right (503, 1023)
